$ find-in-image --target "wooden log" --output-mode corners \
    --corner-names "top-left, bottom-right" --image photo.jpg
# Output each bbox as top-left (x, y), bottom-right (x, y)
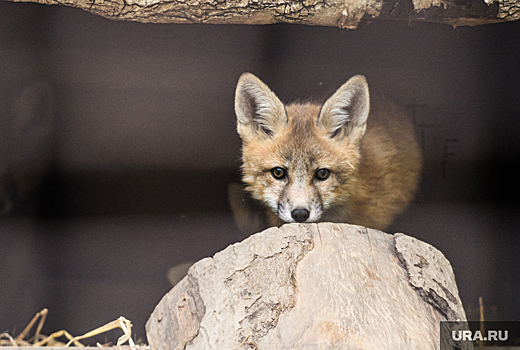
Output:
top-left (146, 223), bottom-right (470, 350)
top-left (7, 0), bottom-right (518, 28)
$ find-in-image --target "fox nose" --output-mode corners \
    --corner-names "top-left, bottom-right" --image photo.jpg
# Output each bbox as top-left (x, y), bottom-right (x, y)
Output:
top-left (291, 208), bottom-right (310, 223)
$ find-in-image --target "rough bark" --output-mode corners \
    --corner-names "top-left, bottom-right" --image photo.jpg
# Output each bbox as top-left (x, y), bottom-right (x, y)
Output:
top-left (8, 0), bottom-right (518, 28)
top-left (146, 223), bottom-right (469, 350)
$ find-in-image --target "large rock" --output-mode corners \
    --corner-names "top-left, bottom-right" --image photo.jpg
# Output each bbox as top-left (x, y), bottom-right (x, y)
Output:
top-left (146, 223), bottom-right (468, 350)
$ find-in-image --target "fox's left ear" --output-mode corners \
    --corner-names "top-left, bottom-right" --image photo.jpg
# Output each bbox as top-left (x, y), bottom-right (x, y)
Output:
top-left (235, 73), bottom-right (287, 142)
top-left (317, 75), bottom-right (369, 142)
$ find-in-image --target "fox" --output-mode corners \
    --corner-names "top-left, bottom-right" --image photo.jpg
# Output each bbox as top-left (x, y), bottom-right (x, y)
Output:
top-left (228, 73), bottom-right (422, 233)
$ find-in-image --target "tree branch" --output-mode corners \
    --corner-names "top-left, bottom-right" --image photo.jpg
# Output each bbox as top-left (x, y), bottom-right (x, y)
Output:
top-left (9, 0), bottom-right (519, 28)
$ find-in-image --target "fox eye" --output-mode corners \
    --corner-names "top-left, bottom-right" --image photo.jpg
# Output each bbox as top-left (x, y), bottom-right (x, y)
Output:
top-left (271, 167), bottom-right (287, 180)
top-left (315, 168), bottom-right (331, 181)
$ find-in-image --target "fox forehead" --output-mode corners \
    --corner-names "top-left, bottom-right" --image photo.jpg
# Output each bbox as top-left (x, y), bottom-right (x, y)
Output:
top-left (285, 102), bottom-right (322, 137)
top-left (242, 102), bottom-right (347, 172)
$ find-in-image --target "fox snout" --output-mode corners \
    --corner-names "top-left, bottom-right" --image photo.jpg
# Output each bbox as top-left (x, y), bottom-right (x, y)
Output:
top-left (276, 184), bottom-right (324, 224)
top-left (291, 208), bottom-right (310, 223)
top-left (278, 203), bottom-right (314, 223)
top-left (279, 204), bottom-right (318, 224)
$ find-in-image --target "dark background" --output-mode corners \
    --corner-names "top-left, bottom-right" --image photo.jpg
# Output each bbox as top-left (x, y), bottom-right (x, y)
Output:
top-left (1, 1), bottom-right (519, 343)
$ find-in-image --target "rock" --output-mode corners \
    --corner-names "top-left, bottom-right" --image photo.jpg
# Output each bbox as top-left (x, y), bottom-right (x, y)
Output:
top-left (146, 223), bottom-right (468, 350)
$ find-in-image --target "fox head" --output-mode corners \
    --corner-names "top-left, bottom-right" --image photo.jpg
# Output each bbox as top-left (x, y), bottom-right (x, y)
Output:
top-left (234, 73), bottom-right (370, 224)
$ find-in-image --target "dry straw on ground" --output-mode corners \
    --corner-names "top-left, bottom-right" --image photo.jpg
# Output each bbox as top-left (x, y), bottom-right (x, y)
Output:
top-left (1, 309), bottom-right (136, 348)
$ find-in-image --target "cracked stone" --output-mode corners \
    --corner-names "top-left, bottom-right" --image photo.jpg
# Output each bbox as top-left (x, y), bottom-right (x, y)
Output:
top-left (147, 223), bottom-right (468, 350)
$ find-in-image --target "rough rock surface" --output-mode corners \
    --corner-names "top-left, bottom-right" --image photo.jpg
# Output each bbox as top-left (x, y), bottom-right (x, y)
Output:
top-left (146, 223), bottom-right (467, 350)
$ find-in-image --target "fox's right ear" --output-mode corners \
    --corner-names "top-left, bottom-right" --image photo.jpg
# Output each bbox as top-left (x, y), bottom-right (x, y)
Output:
top-left (317, 75), bottom-right (370, 143)
top-left (235, 73), bottom-right (287, 142)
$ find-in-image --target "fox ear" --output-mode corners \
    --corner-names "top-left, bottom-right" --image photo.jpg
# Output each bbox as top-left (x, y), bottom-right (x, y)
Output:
top-left (235, 73), bottom-right (287, 142)
top-left (317, 75), bottom-right (369, 142)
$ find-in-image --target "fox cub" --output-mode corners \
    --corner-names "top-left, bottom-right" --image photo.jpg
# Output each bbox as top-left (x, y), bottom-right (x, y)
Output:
top-left (229, 73), bottom-right (422, 233)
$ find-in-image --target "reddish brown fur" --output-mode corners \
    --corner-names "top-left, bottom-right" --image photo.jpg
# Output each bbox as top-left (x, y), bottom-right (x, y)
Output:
top-left (234, 74), bottom-right (422, 232)
top-left (240, 99), bottom-right (421, 231)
